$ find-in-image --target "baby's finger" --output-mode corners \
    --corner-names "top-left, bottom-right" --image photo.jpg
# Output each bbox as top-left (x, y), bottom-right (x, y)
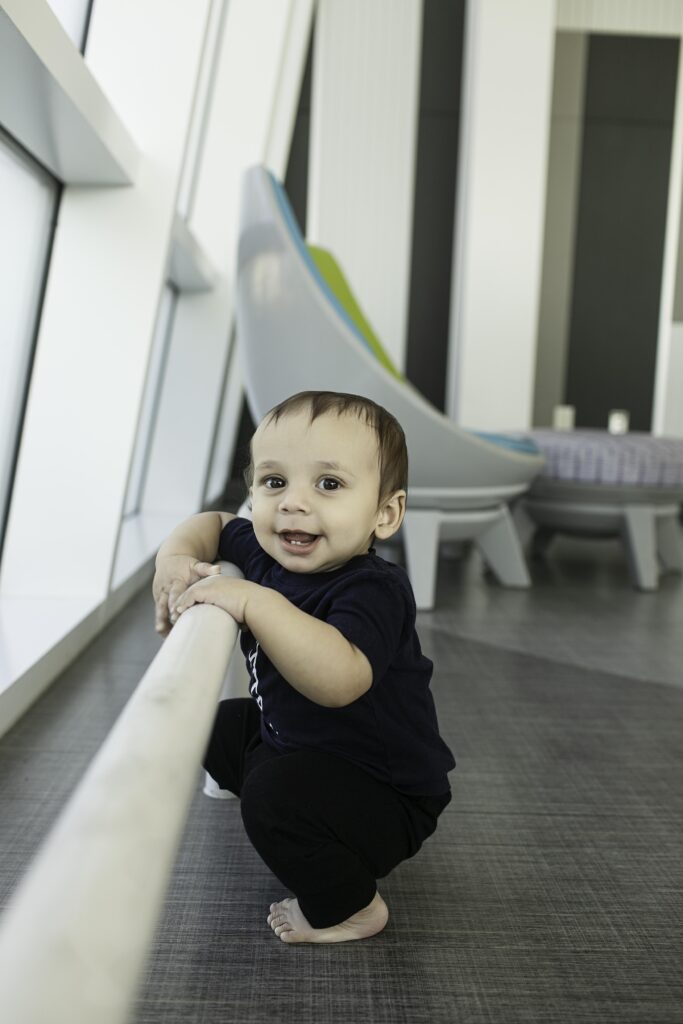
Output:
top-left (195, 561), bottom-right (221, 578)
top-left (154, 606), bottom-right (171, 635)
top-left (154, 591), bottom-right (171, 632)
top-left (167, 579), bottom-right (186, 613)
top-left (171, 597), bottom-right (193, 621)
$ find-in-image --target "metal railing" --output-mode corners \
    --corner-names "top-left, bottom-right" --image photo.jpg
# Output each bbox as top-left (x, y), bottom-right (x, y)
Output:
top-left (0, 567), bottom-right (242, 1024)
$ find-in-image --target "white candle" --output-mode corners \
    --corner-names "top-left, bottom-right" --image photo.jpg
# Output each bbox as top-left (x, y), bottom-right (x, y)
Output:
top-left (553, 404), bottom-right (575, 430)
top-left (608, 409), bottom-right (629, 435)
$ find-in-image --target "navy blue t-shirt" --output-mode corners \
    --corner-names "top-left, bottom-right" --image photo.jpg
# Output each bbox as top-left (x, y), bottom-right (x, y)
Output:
top-left (218, 518), bottom-right (455, 796)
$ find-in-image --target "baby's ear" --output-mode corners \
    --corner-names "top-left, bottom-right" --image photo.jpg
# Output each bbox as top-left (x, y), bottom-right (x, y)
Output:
top-left (375, 490), bottom-right (406, 540)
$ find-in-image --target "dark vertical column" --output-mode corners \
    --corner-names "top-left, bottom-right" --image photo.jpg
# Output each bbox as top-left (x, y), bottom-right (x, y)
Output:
top-left (405, 0), bottom-right (466, 411)
top-left (284, 26), bottom-right (314, 232)
top-left (565, 34), bottom-right (678, 431)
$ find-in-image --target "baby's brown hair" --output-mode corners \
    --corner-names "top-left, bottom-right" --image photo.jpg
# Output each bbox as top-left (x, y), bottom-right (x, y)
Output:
top-left (246, 391), bottom-right (408, 504)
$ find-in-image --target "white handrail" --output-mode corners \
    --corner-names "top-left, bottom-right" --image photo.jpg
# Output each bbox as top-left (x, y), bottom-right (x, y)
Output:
top-left (0, 568), bottom-right (242, 1024)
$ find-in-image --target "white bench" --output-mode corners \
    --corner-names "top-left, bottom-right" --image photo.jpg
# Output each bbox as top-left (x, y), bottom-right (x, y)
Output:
top-left (516, 430), bottom-right (683, 591)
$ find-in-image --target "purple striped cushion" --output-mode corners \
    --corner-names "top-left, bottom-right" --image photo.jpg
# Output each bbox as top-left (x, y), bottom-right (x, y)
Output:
top-left (527, 430), bottom-right (683, 488)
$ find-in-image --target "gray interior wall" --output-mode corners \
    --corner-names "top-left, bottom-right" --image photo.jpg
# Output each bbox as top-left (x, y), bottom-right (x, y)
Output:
top-left (565, 33), bottom-right (679, 431)
top-left (405, 0), bottom-right (465, 412)
top-left (533, 33), bottom-right (587, 427)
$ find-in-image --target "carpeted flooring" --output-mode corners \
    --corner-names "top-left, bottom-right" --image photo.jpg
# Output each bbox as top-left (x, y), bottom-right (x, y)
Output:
top-left (1, 537), bottom-right (682, 1023)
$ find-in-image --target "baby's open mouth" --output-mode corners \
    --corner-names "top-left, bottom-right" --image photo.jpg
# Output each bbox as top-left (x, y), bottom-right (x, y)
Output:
top-left (278, 531), bottom-right (320, 552)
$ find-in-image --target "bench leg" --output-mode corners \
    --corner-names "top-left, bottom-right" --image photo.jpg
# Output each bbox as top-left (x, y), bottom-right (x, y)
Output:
top-left (622, 507), bottom-right (658, 590)
top-left (531, 526), bottom-right (557, 559)
top-left (656, 513), bottom-right (683, 573)
top-left (511, 500), bottom-right (536, 548)
top-left (402, 511), bottom-right (441, 611)
top-left (476, 506), bottom-right (531, 588)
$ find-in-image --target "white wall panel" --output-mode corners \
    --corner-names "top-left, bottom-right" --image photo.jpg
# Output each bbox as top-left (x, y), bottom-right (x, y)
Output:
top-left (659, 324), bottom-right (683, 436)
top-left (447, 0), bottom-right (555, 430)
top-left (653, 32), bottom-right (683, 436)
top-left (308, 0), bottom-right (423, 371)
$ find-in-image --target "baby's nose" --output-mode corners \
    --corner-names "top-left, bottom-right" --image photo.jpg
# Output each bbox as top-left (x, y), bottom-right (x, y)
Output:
top-left (278, 490), bottom-right (309, 513)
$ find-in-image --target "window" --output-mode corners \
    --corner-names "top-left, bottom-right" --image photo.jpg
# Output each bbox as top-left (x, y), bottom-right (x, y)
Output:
top-left (45, 0), bottom-right (92, 51)
top-left (0, 132), bottom-right (59, 555)
top-left (176, 0), bottom-right (227, 219)
top-left (122, 284), bottom-right (178, 517)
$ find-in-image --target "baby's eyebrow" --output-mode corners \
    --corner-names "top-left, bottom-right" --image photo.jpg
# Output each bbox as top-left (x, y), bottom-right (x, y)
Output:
top-left (254, 459), bottom-right (357, 477)
top-left (314, 460), bottom-right (356, 477)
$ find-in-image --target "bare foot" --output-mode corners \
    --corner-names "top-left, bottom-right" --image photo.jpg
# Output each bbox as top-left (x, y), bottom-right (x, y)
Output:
top-left (266, 891), bottom-right (389, 944)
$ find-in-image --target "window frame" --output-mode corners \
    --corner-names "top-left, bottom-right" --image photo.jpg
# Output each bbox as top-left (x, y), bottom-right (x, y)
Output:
top-left (0, 128), bottom-right (61, 561)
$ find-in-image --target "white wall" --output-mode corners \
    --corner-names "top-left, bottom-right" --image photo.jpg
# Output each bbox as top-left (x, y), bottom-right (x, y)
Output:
top-left (659, 324), bottom-right (683, 435)
top-left (447, 0), bottom-right (556, 431)
top-left (308, 0), bottom-right (423, 371)
top-left (653, 16), bottom-right (683, 437)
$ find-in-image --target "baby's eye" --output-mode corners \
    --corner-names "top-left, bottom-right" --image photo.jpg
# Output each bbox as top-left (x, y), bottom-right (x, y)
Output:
top-left (318, 477), bottom-right (342, 491)
top-left (261, 476), bottom-right (285, 489)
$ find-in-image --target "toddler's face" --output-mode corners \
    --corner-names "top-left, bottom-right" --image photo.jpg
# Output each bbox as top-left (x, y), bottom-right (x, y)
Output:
top-left (249, 410), bottom-right (404, 573)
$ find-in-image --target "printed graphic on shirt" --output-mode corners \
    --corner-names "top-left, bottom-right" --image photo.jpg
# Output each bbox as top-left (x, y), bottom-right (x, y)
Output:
top-left (246, 642), bottom-right (279, 736)
top-left (247, 642), bottom-right (263, 710)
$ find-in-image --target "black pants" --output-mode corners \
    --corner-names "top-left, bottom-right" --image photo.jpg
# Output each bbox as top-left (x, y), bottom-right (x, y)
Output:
top-left (203, 698), bottom-right (450, 928)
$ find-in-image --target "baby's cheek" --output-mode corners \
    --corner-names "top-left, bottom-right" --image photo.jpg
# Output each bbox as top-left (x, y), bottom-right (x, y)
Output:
top-left (251, 518), bottom-right (271, 550)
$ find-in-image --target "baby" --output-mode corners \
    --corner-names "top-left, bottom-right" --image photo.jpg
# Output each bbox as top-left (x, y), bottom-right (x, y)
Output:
top-left (153, 390), bottom-right (455, 943)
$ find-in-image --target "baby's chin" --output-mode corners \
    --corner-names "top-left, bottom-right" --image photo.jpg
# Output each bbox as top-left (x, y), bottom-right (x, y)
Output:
top-left (255, 528), bottom-right (366, 573)
top-left (271, 548), bottom-right (347, 575)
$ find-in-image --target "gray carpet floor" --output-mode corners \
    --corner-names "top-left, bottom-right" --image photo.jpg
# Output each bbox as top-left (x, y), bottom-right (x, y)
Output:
top-left (1, 536), bottom-right (683, 1023)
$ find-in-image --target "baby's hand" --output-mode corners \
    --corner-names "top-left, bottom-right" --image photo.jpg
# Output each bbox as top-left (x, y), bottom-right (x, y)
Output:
top-left (153, 555), bottom-right (221, 636)
top-left (172, 575), bottom-right (254, 626)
